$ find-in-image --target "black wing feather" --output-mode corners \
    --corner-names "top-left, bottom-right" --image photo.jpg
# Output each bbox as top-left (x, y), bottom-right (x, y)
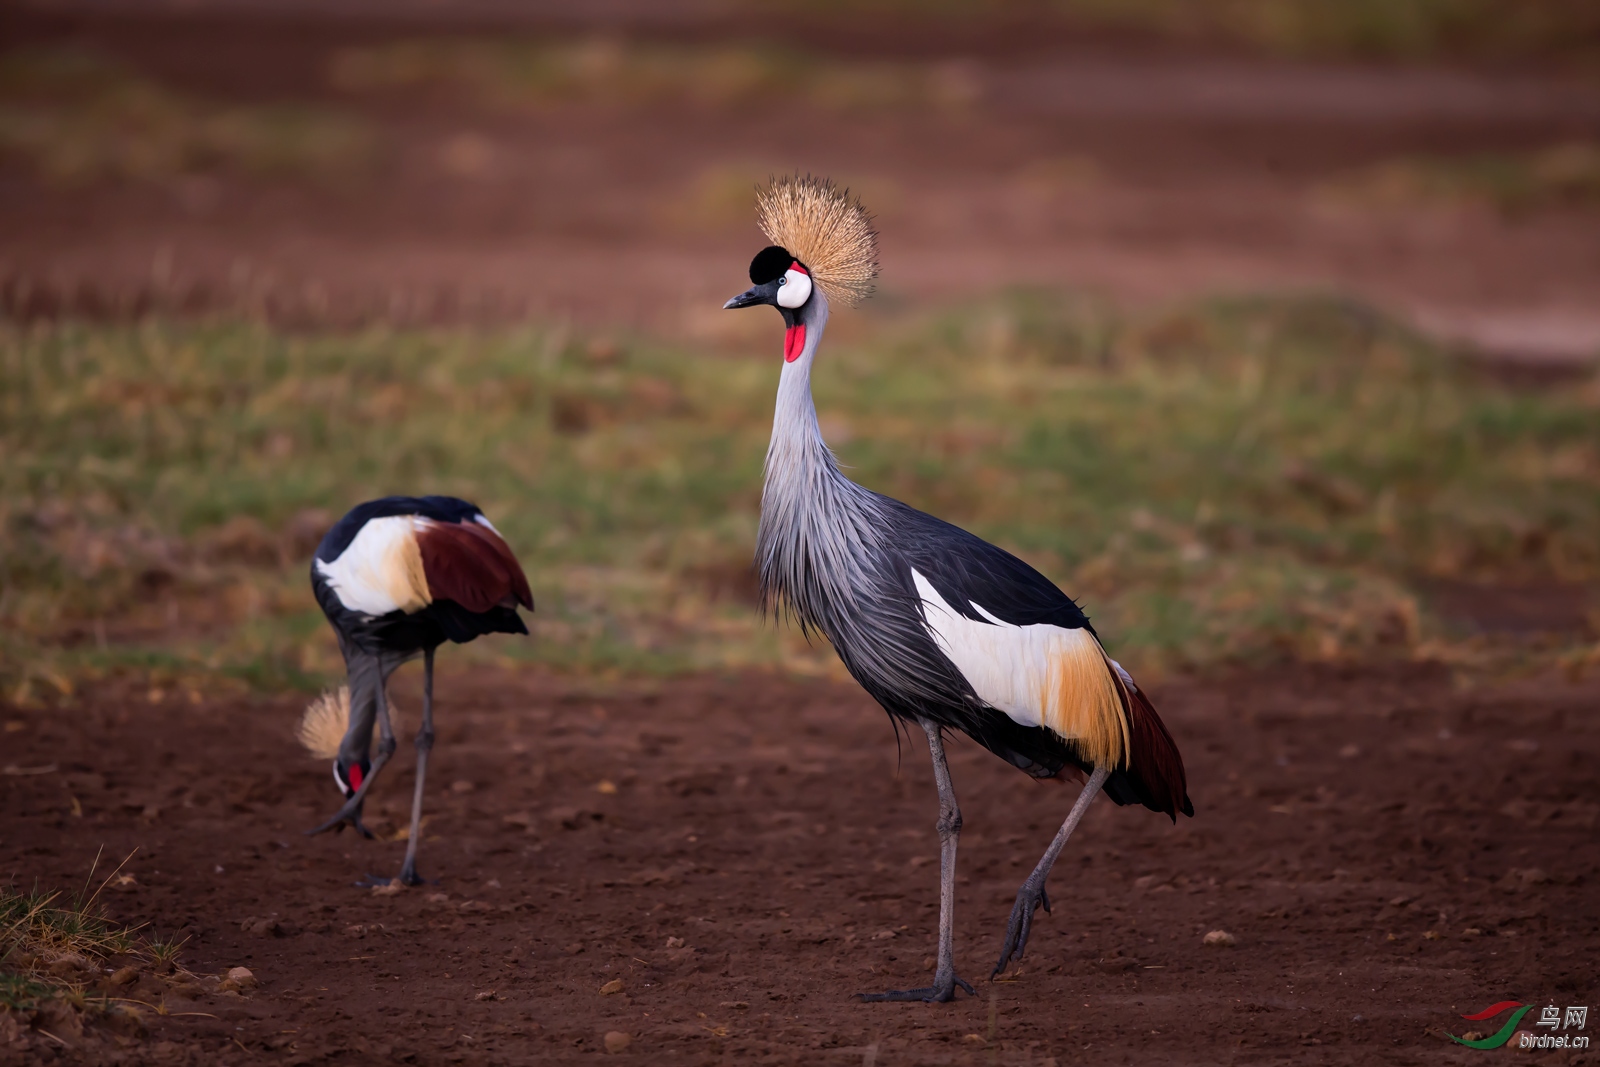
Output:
top-left (879, 497), bottom-right (1093, 633)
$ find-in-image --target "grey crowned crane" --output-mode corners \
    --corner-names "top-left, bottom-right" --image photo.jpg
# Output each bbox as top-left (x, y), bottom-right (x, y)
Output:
top-left (299, 495), bottom-right (532, 886)
top-left (724, 177), bottom-right (1192, 1002)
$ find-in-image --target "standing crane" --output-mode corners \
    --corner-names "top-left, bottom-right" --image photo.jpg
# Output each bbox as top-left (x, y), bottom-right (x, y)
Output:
top-left (299, 495), bottom-right (532, 886)
top-left (724, 177), bottom-right (1192, 1002)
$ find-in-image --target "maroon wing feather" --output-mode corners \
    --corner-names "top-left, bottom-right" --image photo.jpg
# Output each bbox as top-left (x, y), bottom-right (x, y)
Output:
top-left (417, 520), bottom-right (533, 614)
top-left (1120, 678), bottom-right (1193, 821)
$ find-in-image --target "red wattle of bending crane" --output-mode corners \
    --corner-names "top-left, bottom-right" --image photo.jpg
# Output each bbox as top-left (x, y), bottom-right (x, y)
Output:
top-left (724, 176), bottom-right (1193, 1002)
top-left (301, 495), bottom-right (532, 887)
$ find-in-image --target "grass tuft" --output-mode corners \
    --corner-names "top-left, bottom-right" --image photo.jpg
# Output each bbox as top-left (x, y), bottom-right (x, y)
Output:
top-left (142, 936), bottom-right (188, 976)
top-left (0, 851), bottom-right (202, 1033)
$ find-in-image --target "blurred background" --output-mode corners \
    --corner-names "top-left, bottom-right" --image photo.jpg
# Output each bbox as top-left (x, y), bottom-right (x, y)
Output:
top-left (2, 0), bottom-right (1598, 702)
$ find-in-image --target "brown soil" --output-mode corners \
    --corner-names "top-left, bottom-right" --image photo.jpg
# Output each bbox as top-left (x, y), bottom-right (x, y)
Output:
top-left (3, 663), bottom-right (1598, 1065)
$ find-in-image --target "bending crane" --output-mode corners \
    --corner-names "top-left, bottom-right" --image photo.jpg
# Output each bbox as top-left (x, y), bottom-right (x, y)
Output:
top-left (300, 495), bottom-right (532, 887)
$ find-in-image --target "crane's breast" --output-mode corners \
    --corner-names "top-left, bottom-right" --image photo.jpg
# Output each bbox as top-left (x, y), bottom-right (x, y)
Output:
top-left (910, 568), bottom-right (1128, 769)
top-left (314, 515), bottom-right (432, 618)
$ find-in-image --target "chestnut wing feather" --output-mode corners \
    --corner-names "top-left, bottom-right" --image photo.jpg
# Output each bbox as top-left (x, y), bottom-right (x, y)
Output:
top-left (417, 520), bottom-right (533, 614)
top-left (1116, 674), bottom-right (1193, 820)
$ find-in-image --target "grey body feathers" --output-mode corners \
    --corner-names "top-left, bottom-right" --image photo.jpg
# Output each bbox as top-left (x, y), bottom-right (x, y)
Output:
top-left (756, 292), bottom-right (1092, 780)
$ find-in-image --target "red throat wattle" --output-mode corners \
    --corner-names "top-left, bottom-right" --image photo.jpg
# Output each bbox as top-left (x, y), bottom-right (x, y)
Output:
top-left (784, 324), bottom-right (807, 363)
top-left (346, 764), bottom-right (364, 792)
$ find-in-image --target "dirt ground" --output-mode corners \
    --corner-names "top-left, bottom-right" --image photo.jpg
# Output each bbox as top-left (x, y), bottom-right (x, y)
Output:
top-left (2, 662), bottom-right (1597, 1065)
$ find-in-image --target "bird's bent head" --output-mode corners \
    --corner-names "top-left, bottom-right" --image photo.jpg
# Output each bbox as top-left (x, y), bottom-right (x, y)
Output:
top-left (332, 754), bottom-right (371, 800)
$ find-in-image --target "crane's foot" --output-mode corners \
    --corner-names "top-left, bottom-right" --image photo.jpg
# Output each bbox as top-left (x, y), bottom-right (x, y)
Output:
top-left (307, 798), bottom-right (377, 838)
top-left (855, 976), bottom-right (975, 1003)
top-left (312, 806), bottom-right (376, 840)
top-left (992, 881), bottom-right (1051, 978)
top-left (356, 863), bottom-right (432, 889)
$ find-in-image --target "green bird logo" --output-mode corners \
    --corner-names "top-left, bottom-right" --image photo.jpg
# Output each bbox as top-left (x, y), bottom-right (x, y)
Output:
top-left (1448, 1002), bottom-right (1532, 1049)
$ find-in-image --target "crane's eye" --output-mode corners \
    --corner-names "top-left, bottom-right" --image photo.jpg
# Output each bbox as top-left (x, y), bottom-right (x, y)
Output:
top-left (776, 268), bottom-right (812, 309)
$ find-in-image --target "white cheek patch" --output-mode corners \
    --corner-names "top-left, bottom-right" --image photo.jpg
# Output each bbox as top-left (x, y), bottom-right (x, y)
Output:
top-left (776, 268), bottom-right (812, 309)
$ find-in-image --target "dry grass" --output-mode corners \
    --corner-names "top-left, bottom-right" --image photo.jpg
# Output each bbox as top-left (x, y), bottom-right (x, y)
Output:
top-left (0, 295), bottom-right (1596, 703)
top-left (0, 852), bottom-right (182, 1031)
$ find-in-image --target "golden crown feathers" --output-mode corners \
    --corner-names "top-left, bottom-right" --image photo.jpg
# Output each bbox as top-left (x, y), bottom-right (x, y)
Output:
top-left (755, 175), bottom-right (879, 307)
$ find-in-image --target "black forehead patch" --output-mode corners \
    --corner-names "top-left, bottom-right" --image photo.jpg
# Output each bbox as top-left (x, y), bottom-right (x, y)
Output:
top-left (749, 245), bottom-right (797, 285)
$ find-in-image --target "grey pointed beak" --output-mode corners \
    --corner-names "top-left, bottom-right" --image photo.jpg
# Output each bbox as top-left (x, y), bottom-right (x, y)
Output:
top-left (724, 286), bottom-right (767, 310)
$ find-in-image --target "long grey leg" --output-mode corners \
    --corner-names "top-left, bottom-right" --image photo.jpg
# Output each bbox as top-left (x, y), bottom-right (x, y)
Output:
top-left (396, 646), bottom-right (435, 887)
top-left (992, 764), bottom-right (1110, 977)
top-left (857, 719), bottom-right (975, 1003)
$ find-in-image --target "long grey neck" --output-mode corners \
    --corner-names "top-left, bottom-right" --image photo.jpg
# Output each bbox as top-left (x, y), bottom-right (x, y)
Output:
top-left (765, 292), bottom-right (838, 500)
top-left (756, 290), bottom-right (883, 625)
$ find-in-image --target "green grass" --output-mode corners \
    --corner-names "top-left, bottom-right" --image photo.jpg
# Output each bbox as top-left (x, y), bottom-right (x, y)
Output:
top-left (1, 295), bottom-right (1597, 700)
top-left (0, 856), bottom-right (174, 1024)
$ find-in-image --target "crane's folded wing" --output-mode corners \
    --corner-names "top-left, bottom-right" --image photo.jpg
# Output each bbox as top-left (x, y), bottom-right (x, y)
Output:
top-left (417, 518), bottom-right (534, 614)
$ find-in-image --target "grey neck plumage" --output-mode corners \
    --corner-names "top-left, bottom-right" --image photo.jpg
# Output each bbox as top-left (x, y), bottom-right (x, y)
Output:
top-left (756, 290), bottom-right (888, 642)
top-left (755, 290), bottom-right (975, 716)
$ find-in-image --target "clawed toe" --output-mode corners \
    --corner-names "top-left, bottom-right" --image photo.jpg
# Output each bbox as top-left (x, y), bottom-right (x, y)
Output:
top-left (307, 803), bottom-right (372, 838)
top-left (855, 976), bottom-right (974, 1003)
top-left (992, 882), bottom-right (1049, 978)
top-left (315, 812), bottom-right (374, 839)
top-left (354, 869), bottom-right (431, 889)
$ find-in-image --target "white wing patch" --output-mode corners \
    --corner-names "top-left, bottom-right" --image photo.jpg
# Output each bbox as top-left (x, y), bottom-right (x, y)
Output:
top-left (315, 515), bottom-right (433, 617)
top-left (911, 568), bottom-right (1128, 768)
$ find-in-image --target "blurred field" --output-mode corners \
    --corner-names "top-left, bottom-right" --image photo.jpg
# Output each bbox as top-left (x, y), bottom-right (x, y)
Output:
top-left (328, 38), bottom-right (982, 116)
top-left (827, 0), bottom-right (1600, 66)
top-left (0, 47), bottom-right (374, 187)
top-left (3, 297), bottom-right (1596, 704)
top-left (1323, 141), bottom-right (1600, 217)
